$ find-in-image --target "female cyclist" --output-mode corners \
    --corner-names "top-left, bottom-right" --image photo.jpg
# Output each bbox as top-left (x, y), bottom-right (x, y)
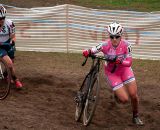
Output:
top-left (83, 22), bottom-right (143, 125)
top-left (0, 5), bottom-right (23, 89)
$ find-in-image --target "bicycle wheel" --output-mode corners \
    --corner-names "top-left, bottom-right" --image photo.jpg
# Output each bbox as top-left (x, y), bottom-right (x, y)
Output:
top-left (83, 74), bottom-right (100, 126)
top-left (75, 75), bottom-right (90, 122)
top-left (0, 58), bottom-right (11, 100)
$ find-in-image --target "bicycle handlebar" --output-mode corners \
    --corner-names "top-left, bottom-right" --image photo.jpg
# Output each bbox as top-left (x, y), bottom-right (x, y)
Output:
top-left (82, 55), bottom-right (117, 73)
top-left (82, 55), bottom-right (117, 66)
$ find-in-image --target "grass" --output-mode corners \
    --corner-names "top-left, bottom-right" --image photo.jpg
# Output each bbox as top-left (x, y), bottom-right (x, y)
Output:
top-left (1, 0), bottom-right (160, 12)
top-left (74, 0), bottom-right (160, 12)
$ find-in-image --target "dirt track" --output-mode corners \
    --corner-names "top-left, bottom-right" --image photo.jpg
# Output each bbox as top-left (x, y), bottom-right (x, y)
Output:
top-left (0, 51), bottom-right (159, 130)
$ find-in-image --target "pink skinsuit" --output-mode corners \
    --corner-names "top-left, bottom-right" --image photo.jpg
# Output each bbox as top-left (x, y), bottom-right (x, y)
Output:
top-left (91, 39), bottom-right (135, 91)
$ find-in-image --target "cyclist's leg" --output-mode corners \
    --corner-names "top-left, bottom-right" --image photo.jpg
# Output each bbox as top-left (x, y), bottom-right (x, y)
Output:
top-left (125, 81), bottom-right (138, 116)
top-left (122, 67), bottom-right (143, 125)
top-left (0, 49), bottom-right (14, 80)
top-left (122, 67), bottom-right (138, 115)
top-left (113, 86), bottom-right (129, 103)
top-left (3, 55), bottom-right (16, 79)
top-left (125, 81), bottom-right (143, 125)
top-left (3, 54), bottom-right (23, 88)
top-left (7, 46), bottom-right (23, 88)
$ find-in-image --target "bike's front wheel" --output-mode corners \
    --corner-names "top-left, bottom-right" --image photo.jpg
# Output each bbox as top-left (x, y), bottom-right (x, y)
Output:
top-left (83, 74), bottom-right (100, 126)
top-left (0, 58), bottom-right (11, 100)
top-left (75, 76), bottom-right (89, 122)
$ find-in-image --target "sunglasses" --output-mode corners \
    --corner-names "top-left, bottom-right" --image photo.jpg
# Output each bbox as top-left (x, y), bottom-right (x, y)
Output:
top-left (0, 17), bottom-right (5, 20)
top-left (110, 35), bottom-right (121, 39)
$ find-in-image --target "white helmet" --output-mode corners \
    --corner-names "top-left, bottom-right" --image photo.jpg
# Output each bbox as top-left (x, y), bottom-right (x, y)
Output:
top-left (0, 5), bottom-right (7, 18)
top-left (107, 22), bottom-right (123, 36)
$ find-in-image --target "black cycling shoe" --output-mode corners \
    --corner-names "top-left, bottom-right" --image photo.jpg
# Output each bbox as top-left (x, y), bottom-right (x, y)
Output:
top-left (132, 116), bottom-right (144, 126)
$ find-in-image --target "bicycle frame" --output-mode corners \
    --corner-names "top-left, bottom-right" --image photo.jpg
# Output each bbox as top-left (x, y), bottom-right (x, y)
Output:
top-left (79, 56), bottom-right (101, 92)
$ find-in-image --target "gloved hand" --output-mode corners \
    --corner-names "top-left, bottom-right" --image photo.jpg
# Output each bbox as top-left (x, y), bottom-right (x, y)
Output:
top-left (82, 49), bottom-right (91, 57)
top-left (114, 58), bottom-right (123, 64)
top-left (106, 56), bottom-right (117, 63)
top-left (10, 40), bottom-right (15, 46)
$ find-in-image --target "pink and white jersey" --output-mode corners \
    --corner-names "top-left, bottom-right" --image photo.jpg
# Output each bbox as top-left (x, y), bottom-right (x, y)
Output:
top-left (0, 19), bottom-right (15, 43)
top-left (91, 39), bottom-right (132, 72)
top-left (90, 39), bottom-right (135, 90)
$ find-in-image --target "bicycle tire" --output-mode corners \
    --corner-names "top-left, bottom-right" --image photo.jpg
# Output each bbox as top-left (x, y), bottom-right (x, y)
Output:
top-left (75, 75), bottom-right (90, 122)
top-left (0, 58), bottom-right (11, 100)
top-left (83, 74), bottom-right (100, 126)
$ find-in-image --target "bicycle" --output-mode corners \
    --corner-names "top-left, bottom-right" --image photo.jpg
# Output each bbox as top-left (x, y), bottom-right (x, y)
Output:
top-left (0, 58), bottom-right (11, 100)
top-left (74, 54), bottom-right (116, 126)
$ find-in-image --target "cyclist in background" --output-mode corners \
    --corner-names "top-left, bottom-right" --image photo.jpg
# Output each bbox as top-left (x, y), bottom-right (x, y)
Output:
top-left (83, 22), bottom-right (143, 125)
top-left (0, 5), bottom-right (23, 89)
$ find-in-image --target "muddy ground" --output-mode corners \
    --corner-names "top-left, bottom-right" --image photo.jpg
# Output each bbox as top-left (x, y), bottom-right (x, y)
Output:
top-left (0, 51), bottom-right (159, 130)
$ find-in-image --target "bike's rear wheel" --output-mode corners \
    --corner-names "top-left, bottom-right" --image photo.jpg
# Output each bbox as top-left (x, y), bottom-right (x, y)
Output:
top-left (0, 58), bottom-right (11, 100)
top-left (75, 76), bottom-right (89, 122)
top-left (83, 74), bottom-right (100, 126)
